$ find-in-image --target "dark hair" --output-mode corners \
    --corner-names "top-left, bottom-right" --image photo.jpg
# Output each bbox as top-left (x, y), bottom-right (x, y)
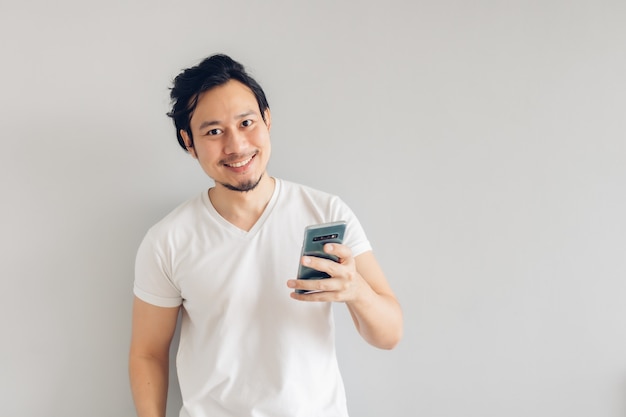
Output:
top-left (167, 54), bottom-right (270, 151)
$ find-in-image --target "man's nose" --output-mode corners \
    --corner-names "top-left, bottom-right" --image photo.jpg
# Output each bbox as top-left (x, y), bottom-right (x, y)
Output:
top-left (224, 129), bottom-right (247, 154)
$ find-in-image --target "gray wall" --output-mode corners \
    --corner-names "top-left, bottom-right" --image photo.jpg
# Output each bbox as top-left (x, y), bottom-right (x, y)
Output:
top-left (2, 1), bottom-right (625, 416)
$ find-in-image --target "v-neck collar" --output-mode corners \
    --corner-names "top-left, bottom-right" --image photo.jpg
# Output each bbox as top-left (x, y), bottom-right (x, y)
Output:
top-left (201, 178), bottom-right (281, 239)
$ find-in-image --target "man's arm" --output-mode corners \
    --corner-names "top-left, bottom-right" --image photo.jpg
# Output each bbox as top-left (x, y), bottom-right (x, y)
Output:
top-left (346, 250), bottom-right (403, 349)
top-left (129, 296), bottom-right (180, 417)
top-left (288, 245), bottom-right (403, 349)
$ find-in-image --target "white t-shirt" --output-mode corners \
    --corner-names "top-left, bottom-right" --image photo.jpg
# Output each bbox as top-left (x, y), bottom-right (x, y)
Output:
top-left (134, 178), bottom-right (371, 417)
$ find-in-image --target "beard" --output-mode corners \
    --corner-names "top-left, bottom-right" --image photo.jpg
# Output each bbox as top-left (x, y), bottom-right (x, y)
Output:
top-left (218, 173), bottom-right (264, 193)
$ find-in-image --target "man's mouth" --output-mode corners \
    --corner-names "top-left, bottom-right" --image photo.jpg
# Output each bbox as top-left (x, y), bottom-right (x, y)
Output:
top-left (224, 154), bottom-right (254, 168)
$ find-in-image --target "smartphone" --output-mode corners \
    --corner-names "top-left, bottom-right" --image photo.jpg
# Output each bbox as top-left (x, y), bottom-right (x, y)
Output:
top-left (296, 221), bottom-right (346, 294)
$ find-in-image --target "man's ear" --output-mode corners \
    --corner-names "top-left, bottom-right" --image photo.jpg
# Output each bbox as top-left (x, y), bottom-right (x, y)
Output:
top-left (180, 130), bottom-right (197, 159)
top-left (263, 109), bottom-right (272, 132)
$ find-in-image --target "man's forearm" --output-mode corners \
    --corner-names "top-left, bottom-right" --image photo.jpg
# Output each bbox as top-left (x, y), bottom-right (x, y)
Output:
top-left (347, 285), bottom-right (403, 349)
top-left (129, 355), bottom-right (170, 417)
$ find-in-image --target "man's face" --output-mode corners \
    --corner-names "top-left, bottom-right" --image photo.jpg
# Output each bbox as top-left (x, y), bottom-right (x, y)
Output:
top-left (182, 80), bottom-right (271, 192)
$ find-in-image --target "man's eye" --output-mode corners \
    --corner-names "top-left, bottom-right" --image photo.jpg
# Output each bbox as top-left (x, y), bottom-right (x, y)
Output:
top-left (241, 119), bottom-right (253, 127)
top-left (206, 128), bottom-right (222, 136)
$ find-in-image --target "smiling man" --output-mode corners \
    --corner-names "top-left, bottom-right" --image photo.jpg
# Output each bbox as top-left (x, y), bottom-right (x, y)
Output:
top-left (129, 54), bottom-right (403, 417)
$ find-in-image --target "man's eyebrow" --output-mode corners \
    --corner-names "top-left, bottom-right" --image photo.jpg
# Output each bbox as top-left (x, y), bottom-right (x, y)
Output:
top-left (236, 110), bottom-right (256, 119)
top-left (197, 120), bottom-right (220, 131)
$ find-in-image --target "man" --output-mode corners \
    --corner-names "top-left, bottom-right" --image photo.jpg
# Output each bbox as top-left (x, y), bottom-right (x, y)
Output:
top-left (129, 54), bottom-right (403, 417)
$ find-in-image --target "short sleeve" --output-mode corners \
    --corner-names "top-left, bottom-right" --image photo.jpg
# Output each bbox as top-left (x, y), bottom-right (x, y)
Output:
top-left (333, 198), bottom-right (372, 257)
top-left (133, 229), bottom-right (183, 308)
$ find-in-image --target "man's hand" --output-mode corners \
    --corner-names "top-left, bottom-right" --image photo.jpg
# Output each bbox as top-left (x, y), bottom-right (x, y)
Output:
top-left (286, 243), bottom-right (403, 349)
top-left (287, 243), bottom-right (365, 302)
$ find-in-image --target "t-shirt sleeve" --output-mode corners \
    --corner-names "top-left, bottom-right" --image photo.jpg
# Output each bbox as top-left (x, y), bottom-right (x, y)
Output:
top-left (332, 197), bottom-right (372, 257)
top-left (134, 229), bottom-right (183, 308)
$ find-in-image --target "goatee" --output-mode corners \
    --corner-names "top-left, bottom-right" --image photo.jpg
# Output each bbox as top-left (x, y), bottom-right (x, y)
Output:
top-left (219, 173), bottom-right (264, 193)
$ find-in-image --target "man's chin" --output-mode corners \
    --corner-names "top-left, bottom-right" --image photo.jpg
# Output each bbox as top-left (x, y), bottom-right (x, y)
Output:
top-left (219, 174), bottom-right (264, 193)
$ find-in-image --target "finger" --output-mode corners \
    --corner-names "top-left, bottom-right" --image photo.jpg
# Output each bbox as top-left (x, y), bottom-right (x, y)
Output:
top-left (287, 278), bottom-right (327, 292)
top-left (291, 290), bottom-right (340, 302)
top-left (295, 277), bottom-right (335, 292)
top-left (290, 281), bottom-right (343, 302)
top-left (323, 243), bottom-right (352, 263)
top-left (301, 255), bottom-right (341, 277)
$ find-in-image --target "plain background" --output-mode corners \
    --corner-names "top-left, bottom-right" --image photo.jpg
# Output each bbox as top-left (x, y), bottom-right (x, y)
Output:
top-left (1, 1), bottom-right (625, 416)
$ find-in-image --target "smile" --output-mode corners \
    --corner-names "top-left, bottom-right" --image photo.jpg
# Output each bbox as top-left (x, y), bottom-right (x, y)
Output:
top-left (224, 155), bottom-right (254, 168)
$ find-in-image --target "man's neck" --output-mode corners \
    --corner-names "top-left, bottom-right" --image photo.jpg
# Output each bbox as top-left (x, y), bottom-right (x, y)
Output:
top-left (208, 174), bottom-right (276, 231)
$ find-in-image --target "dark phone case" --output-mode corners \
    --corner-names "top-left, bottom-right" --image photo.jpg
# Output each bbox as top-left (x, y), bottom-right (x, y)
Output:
top-left (296, 221), bottom-right (346, 294)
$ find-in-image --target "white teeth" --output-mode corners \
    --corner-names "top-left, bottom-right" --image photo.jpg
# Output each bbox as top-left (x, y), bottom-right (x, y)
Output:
top-left (226, 156), bottom-right (252, 168)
